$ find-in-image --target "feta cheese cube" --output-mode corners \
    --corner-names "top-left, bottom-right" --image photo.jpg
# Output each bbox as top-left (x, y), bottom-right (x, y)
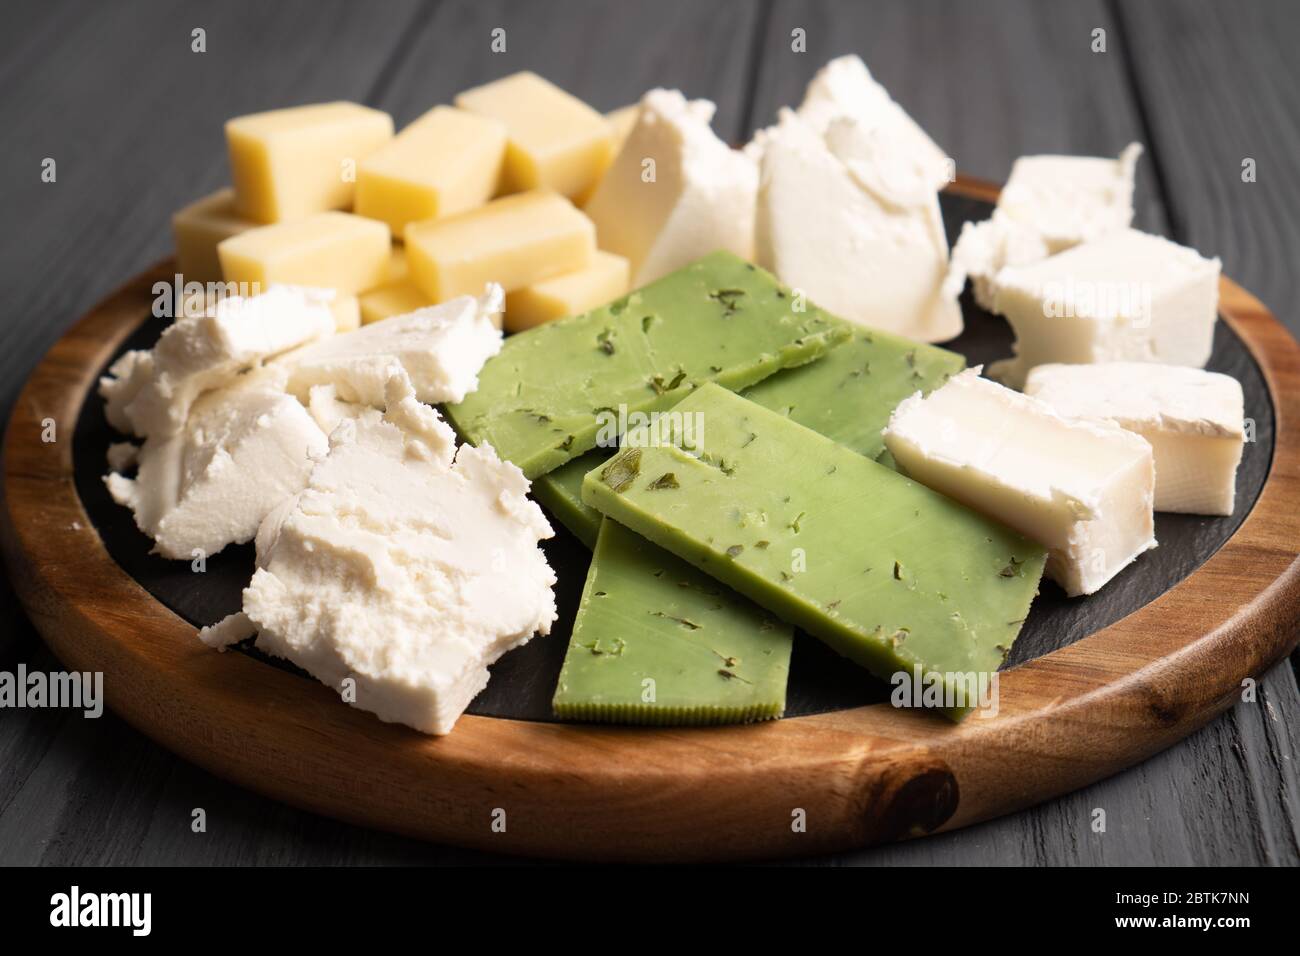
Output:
top-left (987, 228), bottom-right (1221, 388)
top-left (752, 109), bottom-right (961, 342)
top-left (584, 89), bottom-right (757, 287)
top-left (947, 145), bottom-right (1142, 309)
top-left (240, 375), bottom-right (557, 736)
top-left (1024, 362), bottom-right (1245, 515)
top-left (883, 368), bottom-right (1156, 596)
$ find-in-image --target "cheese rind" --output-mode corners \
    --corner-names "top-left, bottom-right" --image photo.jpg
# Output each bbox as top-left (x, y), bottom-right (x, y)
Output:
top-left (504, 250), bottom-right (629, 332)
top-left (988, 229), bottom-right (1221, 389)
top-left (173, 188), bottom-right (256, 284)
top-left (226, 102), bottom-right (394, 223)
top-left (584, 89), bottom-right (757, 287)
top-left (443, 251), bottom-right (850, 480)
top-left (947, 144), bottom-right (1142, 308)
top-left (884, 368), bottom-right (1157, 596)
top-left (99, 285), bottom-right (337, 440)
top-left (280, 286), bottom-right (505, 407)
top-left (455, 72), bottom-right (613, 200)
top-left (356, 105), bottom-right (507, 233)
top-left (405, 189), bottom-right (595, 302)
top-left (218, 211), bottom-right (391, 296)
top-left (240, 378), bottom-right (557, 736)
top-left (1024, 362), bottom-right (1244, 515)
top-left (582, 384), bottom-right (1046, 713)
top-left (753, 110), bottom-right (960, 342)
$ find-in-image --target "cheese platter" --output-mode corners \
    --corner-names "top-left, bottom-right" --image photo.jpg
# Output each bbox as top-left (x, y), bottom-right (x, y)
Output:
top-left (2, 58), bottom-right (1298, 861)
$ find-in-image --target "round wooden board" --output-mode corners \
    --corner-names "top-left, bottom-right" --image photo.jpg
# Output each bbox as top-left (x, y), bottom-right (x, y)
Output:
top-left (4, 177), bottom-right (1299, 862)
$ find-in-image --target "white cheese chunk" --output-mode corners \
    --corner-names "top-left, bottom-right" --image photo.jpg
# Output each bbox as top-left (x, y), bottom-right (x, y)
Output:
top-left (99, 285), bottom-right (336, 440)
top-left (1024, 362), bottom-right (1245, 515)
top-left (279, 285), bottom-right (504, 407)
top-left (883, 368), bottom-right (1156, 596)
top-left (106, 441), bottom-right (139, 473)
top-left (584, 89), bottom-right (757, 287)
top-left (793, 54), bottom-right (951, 191)
top-left (752, 109), bottom-right (960, 342)
top-left (105, 377), bottom-right (328, 559)
top-left (239, 375), bottom-right (556, 736)
top-left (947, 145), bottom-right (1142, 309)
top-left (987, 228), bottom-right (1221, 388)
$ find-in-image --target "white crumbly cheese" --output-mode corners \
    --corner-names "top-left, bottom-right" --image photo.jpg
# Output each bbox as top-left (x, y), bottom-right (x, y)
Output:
top-left (105, 376), bottom-right (328, 559)
top-left (791, 54), bottom-right (951, 191)
top-left (231, 375), bottom-right (556, 736)
top-left (1023, 362), bottom-right (1244, 515)
top-left (584, 88), bottom-right (757, 287)
top-left (305, 383), bottom-right (367, 435)
top-left (279, 286), bottom-right (504, 407)
top-left (752, 109), bottom-right (961, 342)
top-left (883, 368), bottom-right (1156, 597)
top-left (106, 441), bottom-right (139, 473)
top-left (987, 228), bottom-right (1221, 389)
top-left (947, 145), bottom-right (1142, 309)
top-left (99, 285), bottom-right (336, 440)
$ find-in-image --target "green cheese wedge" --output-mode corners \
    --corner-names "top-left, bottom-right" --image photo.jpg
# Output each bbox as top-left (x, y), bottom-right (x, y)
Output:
top-left (581, 383), bottom-right (1047, 718)
top-left (552, 520), bottom-right (793, 724)
top-left (534, 327), bottom-right (964, 547)
top-left (444, 251), bottom-right (850, 479)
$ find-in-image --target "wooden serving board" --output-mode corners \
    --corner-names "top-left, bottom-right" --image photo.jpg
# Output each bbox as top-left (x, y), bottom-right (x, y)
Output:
top-left (3, 178), bottom-right (1298, 862)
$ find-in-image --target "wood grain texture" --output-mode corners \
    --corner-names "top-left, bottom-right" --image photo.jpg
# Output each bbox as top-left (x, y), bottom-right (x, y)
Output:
top-left (1, 0), bottom-right (1298, 865)
top-left (4, 196), bottom-right (1298, 861)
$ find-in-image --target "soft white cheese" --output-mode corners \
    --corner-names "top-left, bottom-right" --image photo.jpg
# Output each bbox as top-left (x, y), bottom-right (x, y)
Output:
top-left (99, 285), bottom-right (336, 440)
top-left (279, 286), bottom-right (504, 407)
top-left (584, 88), bottom-right (757, 287)
top-left (105, 375), bottom-right (328, 559)
top-left (233, 375), bottom-right (556, 736)
top-left (752, 109), bottom-right (961, 342)
top-left (1024, 362), bottom-right (1244, 515)
top-left (987, 228), bottom-right (1221, 388)
top-left (792, 54), bottom-right (951, 191)
top-left (883, 368), bottom-right (1156, 597)
top-left (947, 145), bottom-right (1142, 309)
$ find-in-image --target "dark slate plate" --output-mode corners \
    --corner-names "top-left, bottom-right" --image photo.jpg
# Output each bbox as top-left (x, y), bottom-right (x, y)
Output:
top-left (72, 193), bottom-right (1274, 721)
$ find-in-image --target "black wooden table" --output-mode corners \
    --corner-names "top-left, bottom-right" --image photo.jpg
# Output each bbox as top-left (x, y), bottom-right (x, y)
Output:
top-left (2, 0), bottom-right (1297, 866)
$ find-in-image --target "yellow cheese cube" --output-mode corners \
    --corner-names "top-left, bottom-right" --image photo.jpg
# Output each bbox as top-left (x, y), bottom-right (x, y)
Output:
top-left (358, 281), bottom-right (430, 325)
top-left (606, 105), bottom-right (640, 154)
top-left (356, 106), bottom-right (507, 234)
top-left (218, 212), bottom-right (391, 295)
top-left (172, 188), bottom-right (256, 283)
top-left (405, 190), bottom-right (595, 302)
top-left (455, 72), bottom-right (612, 200)
top-left (504, 251), bottom-right (630, 332)
top-left (331, 294), bottom-right (361, 332)
top-left (382, 245), bottom-right (408, 281)
top-left (226, 102), bottom-right (394, 223)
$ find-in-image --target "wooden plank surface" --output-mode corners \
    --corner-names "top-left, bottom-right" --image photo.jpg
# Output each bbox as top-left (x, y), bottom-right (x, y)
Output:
top-left (0, 0), bottom-right (1297, 865)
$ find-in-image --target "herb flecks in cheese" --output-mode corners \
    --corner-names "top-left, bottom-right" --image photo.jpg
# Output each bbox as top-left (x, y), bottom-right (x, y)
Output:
top-left (238, 375), bottom-right (557, 736)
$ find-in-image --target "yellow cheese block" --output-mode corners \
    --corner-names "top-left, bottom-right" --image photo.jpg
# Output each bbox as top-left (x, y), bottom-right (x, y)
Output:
top-left (381, 245), bottom-right (408, 283)
top-left (358, 280), bottom-right (430, 325)
top-left (405, 189), bottom-right (595, 302)
top-left (504, 251), bottom-right (630, 332)
top-left (356, 106), bottom-right (507, 234)
top-left (455, 72), bottom-right (613, 200)
top-left (218, 211), bottom-right (391, 295)
top-left (226, 102), bottom-right (394, 223)
top-left (331, 293), bottom-right (361, 332)
top-left (172, 188), bottom-right (256, 283)
top-left (606, 104), bottom-right (640, 155)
